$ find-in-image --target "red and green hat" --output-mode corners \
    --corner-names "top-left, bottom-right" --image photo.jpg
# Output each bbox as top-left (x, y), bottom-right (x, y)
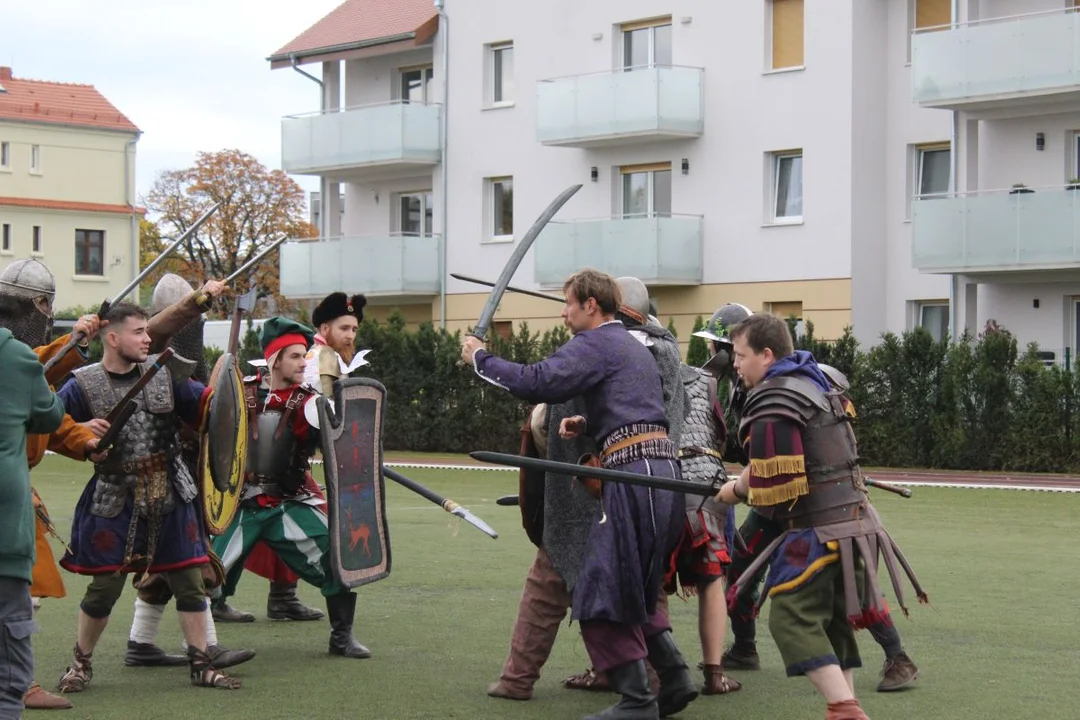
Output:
top-left (259, 316), bottom-right (314, 366)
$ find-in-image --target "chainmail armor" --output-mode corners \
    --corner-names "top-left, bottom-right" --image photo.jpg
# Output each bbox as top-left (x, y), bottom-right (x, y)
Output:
top-left (0, 294), bottom-right (52, 349)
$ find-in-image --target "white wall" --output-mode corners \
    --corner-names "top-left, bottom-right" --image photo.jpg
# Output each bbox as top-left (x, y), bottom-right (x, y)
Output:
top-left (976, 111), bottom-right (1080, 191)
top-left (978, 281), bottom-right (1080, 355)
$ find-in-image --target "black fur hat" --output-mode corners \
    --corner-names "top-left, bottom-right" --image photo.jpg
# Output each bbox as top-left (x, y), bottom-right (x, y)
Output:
top-left (312, 292), bottom-right (367, 327)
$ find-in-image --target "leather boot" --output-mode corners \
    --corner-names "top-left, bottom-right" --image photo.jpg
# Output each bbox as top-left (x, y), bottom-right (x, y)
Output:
top-left (124, 640), bottom-right (188, 667)
top-left (645, 631), bottom-right (698, 717)
top-left (24, 682), bottom-right (73, 709)
top-left (206, 643), bottom-right (256, 669)
top-left (267, 581), bottom-right (324, 621)
top-left (212, 600), bottom-right (255, 623)
top-left (582, 660), bottom-right (658, 720)
top-left (326, 592), bottom-right (371, 658)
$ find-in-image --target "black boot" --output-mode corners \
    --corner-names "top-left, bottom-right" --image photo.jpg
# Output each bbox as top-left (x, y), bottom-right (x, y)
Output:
top-left (124, 640), bottom-right (188, 667)
top-left (645, 631), bottom-right (698, 717)
top-left (212, 600), bottom-right (255, 623)
top-left (205, 643), bottom-right (256, 669)
top-left (267, 581), bottom-right (325, 621)
top-left (325, 592), bottom-right (371, 659)
top-left (582, 660), bottom-right (658, 720)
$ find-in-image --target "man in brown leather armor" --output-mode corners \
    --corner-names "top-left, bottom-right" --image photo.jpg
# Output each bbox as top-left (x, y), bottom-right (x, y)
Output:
top-left (715, 313), bottom-right (926, 720)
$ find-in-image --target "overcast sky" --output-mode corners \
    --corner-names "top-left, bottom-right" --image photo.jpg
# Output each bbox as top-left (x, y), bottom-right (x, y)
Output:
top-left (4, 0), bottom-right (344, 210)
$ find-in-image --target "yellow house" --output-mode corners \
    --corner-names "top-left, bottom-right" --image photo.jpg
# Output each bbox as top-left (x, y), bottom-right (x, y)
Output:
top-left (0, 66), bottom-right (142, 313)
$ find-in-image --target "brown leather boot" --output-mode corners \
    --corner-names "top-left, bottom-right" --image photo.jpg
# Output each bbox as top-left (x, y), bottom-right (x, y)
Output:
top-left (701, 663), bottom-right (742, 695)
top-left (876, 651), bottom-right (918, 692)
top-left (826, 698), bottom-right (870, 720)
top-left (24, 682), bottom-right (73, 709)
top-left (212, 601), bottom-right (255, 623)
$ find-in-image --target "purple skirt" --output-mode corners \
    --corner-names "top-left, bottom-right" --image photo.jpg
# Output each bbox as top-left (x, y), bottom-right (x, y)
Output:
top-left (571, 457), bottom-right (683, 625)
top-left (60, 477), bottom-right (208, 576)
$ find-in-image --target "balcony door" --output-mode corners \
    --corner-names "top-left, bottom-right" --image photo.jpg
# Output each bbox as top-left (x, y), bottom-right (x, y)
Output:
top-left (398, 191), bottom-right (433, 236)
top-left (621, 18), bottom-right (672, 70)
top-left (400, 66), bottom-right (434, 104)
top-left (621, 164), bottom-right (672, 219)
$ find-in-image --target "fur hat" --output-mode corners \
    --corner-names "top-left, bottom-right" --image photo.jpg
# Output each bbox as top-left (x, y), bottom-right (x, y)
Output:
top-left (312, 292), bottom-right (367, 328)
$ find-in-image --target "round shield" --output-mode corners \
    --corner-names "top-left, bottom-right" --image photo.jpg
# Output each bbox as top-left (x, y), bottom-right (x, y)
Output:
top-left (202, 353), bottom-right (248, 535)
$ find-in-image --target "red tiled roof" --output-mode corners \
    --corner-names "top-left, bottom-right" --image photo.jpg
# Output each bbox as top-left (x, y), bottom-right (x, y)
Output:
top-left (269, 0), bottom-right (438, 61)
top-left (0, 197), bottom-right (146, 215)
top-left (0, 67), bottom-right (139, 133)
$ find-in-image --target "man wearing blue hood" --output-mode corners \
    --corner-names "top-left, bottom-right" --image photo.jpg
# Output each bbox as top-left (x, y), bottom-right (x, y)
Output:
top-left (715, 313), bottom-right (926, 720)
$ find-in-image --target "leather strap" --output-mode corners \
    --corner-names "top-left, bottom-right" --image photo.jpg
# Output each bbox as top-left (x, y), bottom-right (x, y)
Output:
top-left (600, 431), bottom-right (668, 459)
top-left (678, 445), bottom-right (725, 460)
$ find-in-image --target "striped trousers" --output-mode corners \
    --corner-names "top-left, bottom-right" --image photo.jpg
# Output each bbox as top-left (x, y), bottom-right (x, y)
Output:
top-left (212, 501), bottom-right (345, 600)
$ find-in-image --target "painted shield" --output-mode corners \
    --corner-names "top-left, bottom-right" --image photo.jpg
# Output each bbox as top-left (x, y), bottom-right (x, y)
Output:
top-left (318, 377), bottom-right (391, 588)
top-left (202, 353), bottom-right (248, 535)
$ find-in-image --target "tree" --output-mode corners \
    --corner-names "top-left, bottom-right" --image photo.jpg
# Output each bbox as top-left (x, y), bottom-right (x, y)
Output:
top-left (686, 315), bottom-right (709, 367)
top-left (142, 149), bottom-right (316, 318)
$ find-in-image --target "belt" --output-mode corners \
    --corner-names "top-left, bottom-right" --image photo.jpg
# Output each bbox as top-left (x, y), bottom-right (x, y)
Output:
top-left (677, 445), bottom-right (724, 461)
top-left (600, 431), bottom-right (668, 460)
top-left (96, 450), bottom-right (171, 475)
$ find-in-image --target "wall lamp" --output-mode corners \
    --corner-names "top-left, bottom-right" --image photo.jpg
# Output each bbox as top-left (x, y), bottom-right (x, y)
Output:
top-left (590, 166), bottom-right (599, 182)
top-left (681, 158), bottom-right (690, 174)
top-left (1036, 132), bottom-right (1045, 151)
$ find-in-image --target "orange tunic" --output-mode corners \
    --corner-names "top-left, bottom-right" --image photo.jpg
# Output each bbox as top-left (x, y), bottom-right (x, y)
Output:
top-left (28, 333), bottom-right (95, 598)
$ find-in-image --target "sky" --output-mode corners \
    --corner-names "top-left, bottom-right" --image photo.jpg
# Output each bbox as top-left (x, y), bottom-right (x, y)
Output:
top-left (4, 0), bottom-right (346, 213)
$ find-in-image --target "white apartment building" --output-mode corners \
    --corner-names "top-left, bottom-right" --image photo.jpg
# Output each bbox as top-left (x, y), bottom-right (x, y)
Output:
top-left (269, 0), bottom-right (1080, 361)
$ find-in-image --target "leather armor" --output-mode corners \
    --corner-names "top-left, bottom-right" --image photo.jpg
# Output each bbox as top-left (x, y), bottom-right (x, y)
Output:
top-left (72, 359), bottom-right (197, 518)
top-left (738, 375), bottom-right (866, 527)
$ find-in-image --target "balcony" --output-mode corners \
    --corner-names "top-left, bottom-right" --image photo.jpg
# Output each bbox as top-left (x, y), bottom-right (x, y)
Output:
top-left (534, 214), bottom-right (703, 287)
top-left (536, 66), bottom-right (704, 148)
top-left (912, 186), bottom-right (1080, 274)
top-left (281, 101), bottom-right (441, 180)
top-left (912, 9), bottom-right (1080, 112)
top-left (280, 234), bottom-right (441, 299)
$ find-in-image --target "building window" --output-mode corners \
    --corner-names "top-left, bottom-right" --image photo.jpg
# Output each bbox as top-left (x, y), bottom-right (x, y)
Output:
top-left (770, 150), bottom-right (803, 223)
top-left (912, 0), bottom-right (950, 31)
top-left (0, 142), bottom-right (8, 168)
top-left (75, 229), bottom-right (105, 276)
top-left (770, 0), bottom-right (804, 70)
top-left (493, 320), bottom-right (513, 340)
top-left (766, 301), bottom-right (805, 336)
top-left (309, 191), bottom-right (344, 236)
top-left (30, 145), bottom-right (40, 172)
top-left (622, 17), bottom-right (672, 69)
top-left (488, 42), bottom-right (514, 105)
top-left (621, 163), bottom-right (672, 218)
top-left (32, 226), bottom-right (41, 254)
top-left (400, 66), bottom-right (434, 104)
top-left (487, 177), bottom-right (513, 241)
top-left (916, 145), bottom-right (951, 198)
top-left (398, 191), bottom-right (434, 236)
top-left (1, 224), bottom-right (9, 252)
top-left (915, 300), bottom-right (949, 342)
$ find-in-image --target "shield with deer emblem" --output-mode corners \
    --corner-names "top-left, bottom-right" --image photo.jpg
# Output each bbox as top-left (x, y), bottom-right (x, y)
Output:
top-left (317, 377), bottom-right (391, 588)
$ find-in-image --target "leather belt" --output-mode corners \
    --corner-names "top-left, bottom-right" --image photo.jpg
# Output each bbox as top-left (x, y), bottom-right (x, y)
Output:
top-left (600, 431), bottom-right (668, 460)
top-left (677, 445), bottom-right (724, 461)
top-left (96, 450), bottom-right (170, 475)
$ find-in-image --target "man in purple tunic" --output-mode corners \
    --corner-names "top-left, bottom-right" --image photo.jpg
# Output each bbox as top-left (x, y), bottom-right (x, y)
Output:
top-left (462, 269), bottom-right (698, 720)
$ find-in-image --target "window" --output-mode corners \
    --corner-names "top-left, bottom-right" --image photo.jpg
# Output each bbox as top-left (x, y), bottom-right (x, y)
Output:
top-left (621, 163), bottom-right (672, 218)
top-left (488, 43), bottom-right (514, 105)
top-left (766, 301), bottom-right (804, 336)
top-left (0, 142), bottom-right (8, 168)
top-left (75, 229), bottom-right (105, 276)
top-left (770, 151), bottom-right (803, 223)
top-left (309, 192), bottom-right (344, 235)
top-left (398, 191), bottom-right (434, 236)
top-left (770, 0), bottom-right (804, 70)
top-left (493, 320), bottom-right (513, 340)
top-left (622, 17), bottom-right (672, 69)
top-left (915, 301), bottom-right (949, 342)
top-left (913, 0), bottom-right (949, 31)
top-left (31, 226), bottom-right (41, 254)
top-left (487, 177), bottom-right (513, 240)
top-left (400, 66), bottom-right (434, 104)
top-left (29, 144), bottom-right (40, 172)
top-left (916, 145), bottom-right (950, 198)
top-left (1, 224), bottom-right (9, 252)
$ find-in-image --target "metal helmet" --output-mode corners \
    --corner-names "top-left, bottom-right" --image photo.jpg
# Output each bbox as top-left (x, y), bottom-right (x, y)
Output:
top-left (615, 276), bottom-right (651, 326)
top-left (696, 303), bottom-right (753, 379)
top-left (151, 273), bottom-right (207, 382)
top-left (0, 258), bottom-right (56, 348)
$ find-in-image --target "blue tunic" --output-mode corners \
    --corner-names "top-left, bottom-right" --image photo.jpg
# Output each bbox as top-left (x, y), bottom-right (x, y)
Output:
top-left (474, 321), bottom-right (683, 624)
top-left (57, 369), bottom-right (211, 575)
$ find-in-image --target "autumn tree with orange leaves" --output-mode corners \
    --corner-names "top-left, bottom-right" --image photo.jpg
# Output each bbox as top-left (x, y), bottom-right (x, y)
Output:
top-left (140, 149), bottom-right (316, 318)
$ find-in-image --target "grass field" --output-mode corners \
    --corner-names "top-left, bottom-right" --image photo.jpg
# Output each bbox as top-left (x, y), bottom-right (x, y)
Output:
top-left (25, 455), bottom-right (1080, 719)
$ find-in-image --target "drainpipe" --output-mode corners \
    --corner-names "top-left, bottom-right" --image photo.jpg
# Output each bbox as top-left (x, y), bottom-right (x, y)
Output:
top-left (948, 0), bottom-right (959, 342)
top-left (435, 0), bottom-right (449, 330)
top-left (290, 54), bottom-right (327, 238)
top-left (126, 131), bottom-right (142, 289)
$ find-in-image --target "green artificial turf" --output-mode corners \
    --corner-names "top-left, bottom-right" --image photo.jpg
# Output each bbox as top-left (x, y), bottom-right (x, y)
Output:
top-left (24, 456), bottom-right (1079, 719)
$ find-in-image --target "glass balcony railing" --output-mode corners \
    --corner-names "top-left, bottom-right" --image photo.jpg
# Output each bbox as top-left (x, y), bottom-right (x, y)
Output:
top-left (280, 234), bottom-right (441, 298)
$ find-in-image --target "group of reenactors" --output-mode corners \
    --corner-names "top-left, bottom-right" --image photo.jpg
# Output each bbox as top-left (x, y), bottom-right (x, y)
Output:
top-left (2, 251), bottom-right (925, 720)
